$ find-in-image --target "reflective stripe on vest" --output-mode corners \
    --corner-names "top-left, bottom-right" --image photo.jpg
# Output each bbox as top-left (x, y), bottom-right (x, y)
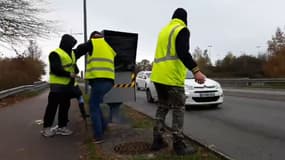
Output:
top-left (151, 18), bottom-right (187, 87)
top-left (153, 25), bottom-right (181, 63)
top-left (49, 48), bottom-right (75, 85)
top-left (85, 38), bottom-right (116, 79)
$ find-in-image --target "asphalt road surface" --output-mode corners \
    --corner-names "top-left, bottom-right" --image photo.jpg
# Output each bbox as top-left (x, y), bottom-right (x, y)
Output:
top-left (0, 91), bottom-right (85, 160)
top-left (127, 90), bottom-right (285, 160)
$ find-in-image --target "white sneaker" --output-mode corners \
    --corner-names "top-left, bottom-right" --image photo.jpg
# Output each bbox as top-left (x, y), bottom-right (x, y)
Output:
top-left (41, 127), bottom-right (56, 137)
top-left (51, 125), bottom-right (59, 131)
top-left (55, 127), bottom-right (73, 136)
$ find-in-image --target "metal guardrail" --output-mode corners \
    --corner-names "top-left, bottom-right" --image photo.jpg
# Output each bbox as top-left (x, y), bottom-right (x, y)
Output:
top-left (213, 78), bottom-right (285, 87)
top-left (0, 81), bottom-right (49, 100)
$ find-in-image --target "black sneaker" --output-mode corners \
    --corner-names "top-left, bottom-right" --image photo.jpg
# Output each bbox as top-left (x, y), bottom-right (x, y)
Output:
top-left (173, 141), bottom-right (196, 155)
top-left (150, 136), bottom-right (168, 151)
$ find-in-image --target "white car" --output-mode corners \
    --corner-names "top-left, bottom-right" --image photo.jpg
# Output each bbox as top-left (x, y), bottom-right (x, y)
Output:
top-left (136, 71), bottom-right (152, 90)
top-left (146, 71), bottom-right (224, 108)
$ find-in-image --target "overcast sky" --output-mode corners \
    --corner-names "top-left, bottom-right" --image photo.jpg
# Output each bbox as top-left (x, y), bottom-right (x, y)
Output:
top-left (4, 0), bottom-right (285, 73)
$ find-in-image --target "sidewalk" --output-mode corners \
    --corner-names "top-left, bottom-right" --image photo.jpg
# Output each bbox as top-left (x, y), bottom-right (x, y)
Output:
top-left (0, 91), bottom-right (85, 160)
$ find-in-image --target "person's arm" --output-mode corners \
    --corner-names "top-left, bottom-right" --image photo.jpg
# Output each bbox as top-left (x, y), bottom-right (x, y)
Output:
top-left (176, 28), bottom-right (205, 84)
top-left (176, 28), bottom-right (199, 73)
top-left (49, 52), bottom-right (71, 77)
top-left (74, 40), bottom-right (93, 60)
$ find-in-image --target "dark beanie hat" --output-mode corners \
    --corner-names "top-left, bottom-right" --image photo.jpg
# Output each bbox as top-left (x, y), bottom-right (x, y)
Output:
top-left (172, 8), bottom-right (187, 25)
top-left (89, 30), bottom-right (102, 39)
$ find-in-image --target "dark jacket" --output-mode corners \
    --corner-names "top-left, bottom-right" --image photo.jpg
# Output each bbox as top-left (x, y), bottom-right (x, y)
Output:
top-left (172, 8), bottom-right (199, 73)
top-left (49, 34), bottom-right (78, 92)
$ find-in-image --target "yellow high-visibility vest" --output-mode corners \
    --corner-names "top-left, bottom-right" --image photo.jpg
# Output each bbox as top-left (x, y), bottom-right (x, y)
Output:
top-left (85, 38), bottom-right (116, 80)
top-left (49, 48), bottom-right (75, 85)
top-left (151, 18), bottom-right (187, 87)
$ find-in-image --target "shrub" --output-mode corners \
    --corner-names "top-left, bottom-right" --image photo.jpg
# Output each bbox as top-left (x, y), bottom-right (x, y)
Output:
top-left (0, 56), bottom-right (46, 90)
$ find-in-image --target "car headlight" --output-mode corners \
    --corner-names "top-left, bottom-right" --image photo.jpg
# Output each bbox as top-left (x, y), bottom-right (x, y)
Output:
top-left (214, 84), bottom-right (221, 89)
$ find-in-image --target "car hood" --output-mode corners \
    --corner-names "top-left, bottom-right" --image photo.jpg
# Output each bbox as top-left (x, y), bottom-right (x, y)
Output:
top-left (184, 78), bottom-right (219, 88)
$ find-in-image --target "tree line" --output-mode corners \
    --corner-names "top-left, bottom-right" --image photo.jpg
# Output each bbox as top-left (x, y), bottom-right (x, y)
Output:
top-left (0, 41), bottom-right (46, 90)
top-left (0, 0), bottom-right (51, 90)
top-left (136, 27), bottom-right (285, 78)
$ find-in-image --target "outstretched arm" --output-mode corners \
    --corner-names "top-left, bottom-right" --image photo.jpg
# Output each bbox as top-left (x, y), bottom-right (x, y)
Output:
top-left (74, 40), bottom-right (93, 60)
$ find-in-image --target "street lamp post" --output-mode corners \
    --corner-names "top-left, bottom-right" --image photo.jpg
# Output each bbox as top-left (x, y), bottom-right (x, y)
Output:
top-left (207, 45), bottom-right (213, 57)
top-left (83, 0), bottom-right (88, 94)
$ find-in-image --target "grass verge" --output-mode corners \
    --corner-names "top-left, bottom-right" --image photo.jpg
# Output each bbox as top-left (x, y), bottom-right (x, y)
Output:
top-left (0, 88), bottom-right (48, 108)
top-left (82, 104), bottom-right (225, 160)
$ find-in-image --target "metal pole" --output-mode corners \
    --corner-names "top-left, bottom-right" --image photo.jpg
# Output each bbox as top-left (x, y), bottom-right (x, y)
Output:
top-left (83, 0), bottom-right (88, 94)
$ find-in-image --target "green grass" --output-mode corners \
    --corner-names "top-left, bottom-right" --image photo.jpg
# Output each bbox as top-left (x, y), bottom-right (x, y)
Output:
top-left (0, 88), bottom-right (48, 108)
top-left (131, 118), bottom-right (153, 129)
top-left (120, 106), bottom-right (153, 129)
top-left (85, 138), bottom-right (103, 160)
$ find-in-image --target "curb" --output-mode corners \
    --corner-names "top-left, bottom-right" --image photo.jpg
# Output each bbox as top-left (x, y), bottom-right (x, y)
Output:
top-left (182, 132), bottom-right (234, 160)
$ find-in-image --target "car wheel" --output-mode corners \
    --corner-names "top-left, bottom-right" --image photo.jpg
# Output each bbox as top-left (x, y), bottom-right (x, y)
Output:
top-left (185, 105), bottom-right (191, 111)
top-left (146, 89), bottom-right (154, 103)
top-left (136, 83), bottom-right (140, 90)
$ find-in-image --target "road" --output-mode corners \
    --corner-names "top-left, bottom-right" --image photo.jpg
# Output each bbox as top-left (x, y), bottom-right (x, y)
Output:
top-left (127, 90), bottom-right (285, 160)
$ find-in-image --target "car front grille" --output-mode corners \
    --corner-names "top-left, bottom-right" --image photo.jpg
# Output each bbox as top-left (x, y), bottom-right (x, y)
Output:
top-left (192, 96), bottom-right (220, 102)
top-left (194, 86), bottom-right (215, 89)
top-left (194, 90), bottom-right (218, 93)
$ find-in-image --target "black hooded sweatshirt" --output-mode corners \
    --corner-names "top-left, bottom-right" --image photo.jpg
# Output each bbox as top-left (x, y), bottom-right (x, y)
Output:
top-left (49, 34), bottom-right (78, 91)
top-left (172, 8), bottom-right (199, 73)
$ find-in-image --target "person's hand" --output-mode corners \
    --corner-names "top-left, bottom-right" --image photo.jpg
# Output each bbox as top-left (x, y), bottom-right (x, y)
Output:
top-left (194, 71), bottom-right (206, 84)
top-left (70, 73), bottom-right (78, 78)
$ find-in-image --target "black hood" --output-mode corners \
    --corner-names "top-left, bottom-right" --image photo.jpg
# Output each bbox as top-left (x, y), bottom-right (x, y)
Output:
top-left (172, 8), bottom-right (187, 25)
top-left (59, 34), bottom-right (77, 53)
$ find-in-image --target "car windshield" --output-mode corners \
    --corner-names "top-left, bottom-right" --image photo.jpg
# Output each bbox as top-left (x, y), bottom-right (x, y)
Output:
top-left (185, 71), bottom-right (194, 79)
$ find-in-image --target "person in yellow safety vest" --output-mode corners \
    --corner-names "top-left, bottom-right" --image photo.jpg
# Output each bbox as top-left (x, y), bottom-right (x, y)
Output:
top-left (74, 31), bottom-right (117, 144)
top-left (42, 34), bottom-right (79, 137)
top-left (150, 8), bottom-right (206, 155)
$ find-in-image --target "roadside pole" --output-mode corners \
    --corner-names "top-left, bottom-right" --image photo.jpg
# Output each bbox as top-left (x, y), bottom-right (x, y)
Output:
top-left (83, 0), bottom-right (88, 94)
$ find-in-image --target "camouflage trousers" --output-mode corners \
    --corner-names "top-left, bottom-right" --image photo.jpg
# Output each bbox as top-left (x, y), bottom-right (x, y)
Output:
top-left (153, 82), bottom-right (186, 142)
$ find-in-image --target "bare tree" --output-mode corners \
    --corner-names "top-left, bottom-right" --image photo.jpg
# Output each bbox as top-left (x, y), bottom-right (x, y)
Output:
top-left (267, 27), bottom-right (285, 55)
top-left (0, 0), bottom-right (53, 45)
top-left (24, 40), bottom-right (42, 59)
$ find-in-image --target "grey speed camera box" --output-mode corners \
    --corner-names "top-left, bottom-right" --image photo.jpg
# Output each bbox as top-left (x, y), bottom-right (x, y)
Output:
top-left (102, 30), bottom-right (138, 103)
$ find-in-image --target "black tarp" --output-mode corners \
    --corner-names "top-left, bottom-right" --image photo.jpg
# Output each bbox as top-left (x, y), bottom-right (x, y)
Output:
top-left (102, 30), bottom-right (138, 72)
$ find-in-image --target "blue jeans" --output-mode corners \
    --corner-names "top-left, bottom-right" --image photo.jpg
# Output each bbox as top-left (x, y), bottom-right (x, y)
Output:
top-left (108, 103), bottom-right (122, 123)
top-left (89, 80), bottom-right (113, 139)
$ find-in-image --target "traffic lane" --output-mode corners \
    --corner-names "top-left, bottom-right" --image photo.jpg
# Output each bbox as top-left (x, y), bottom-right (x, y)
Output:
top-left (183, 96), bottom-right (285, 160)
top-left (223, 88), bottom-right (285, 101)
top-left (188, 95), bottom-right (285, 142)
top-left (132, 90), bottom-right (285, 160)
top-left (0, 91), bottom-right (83, 160)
